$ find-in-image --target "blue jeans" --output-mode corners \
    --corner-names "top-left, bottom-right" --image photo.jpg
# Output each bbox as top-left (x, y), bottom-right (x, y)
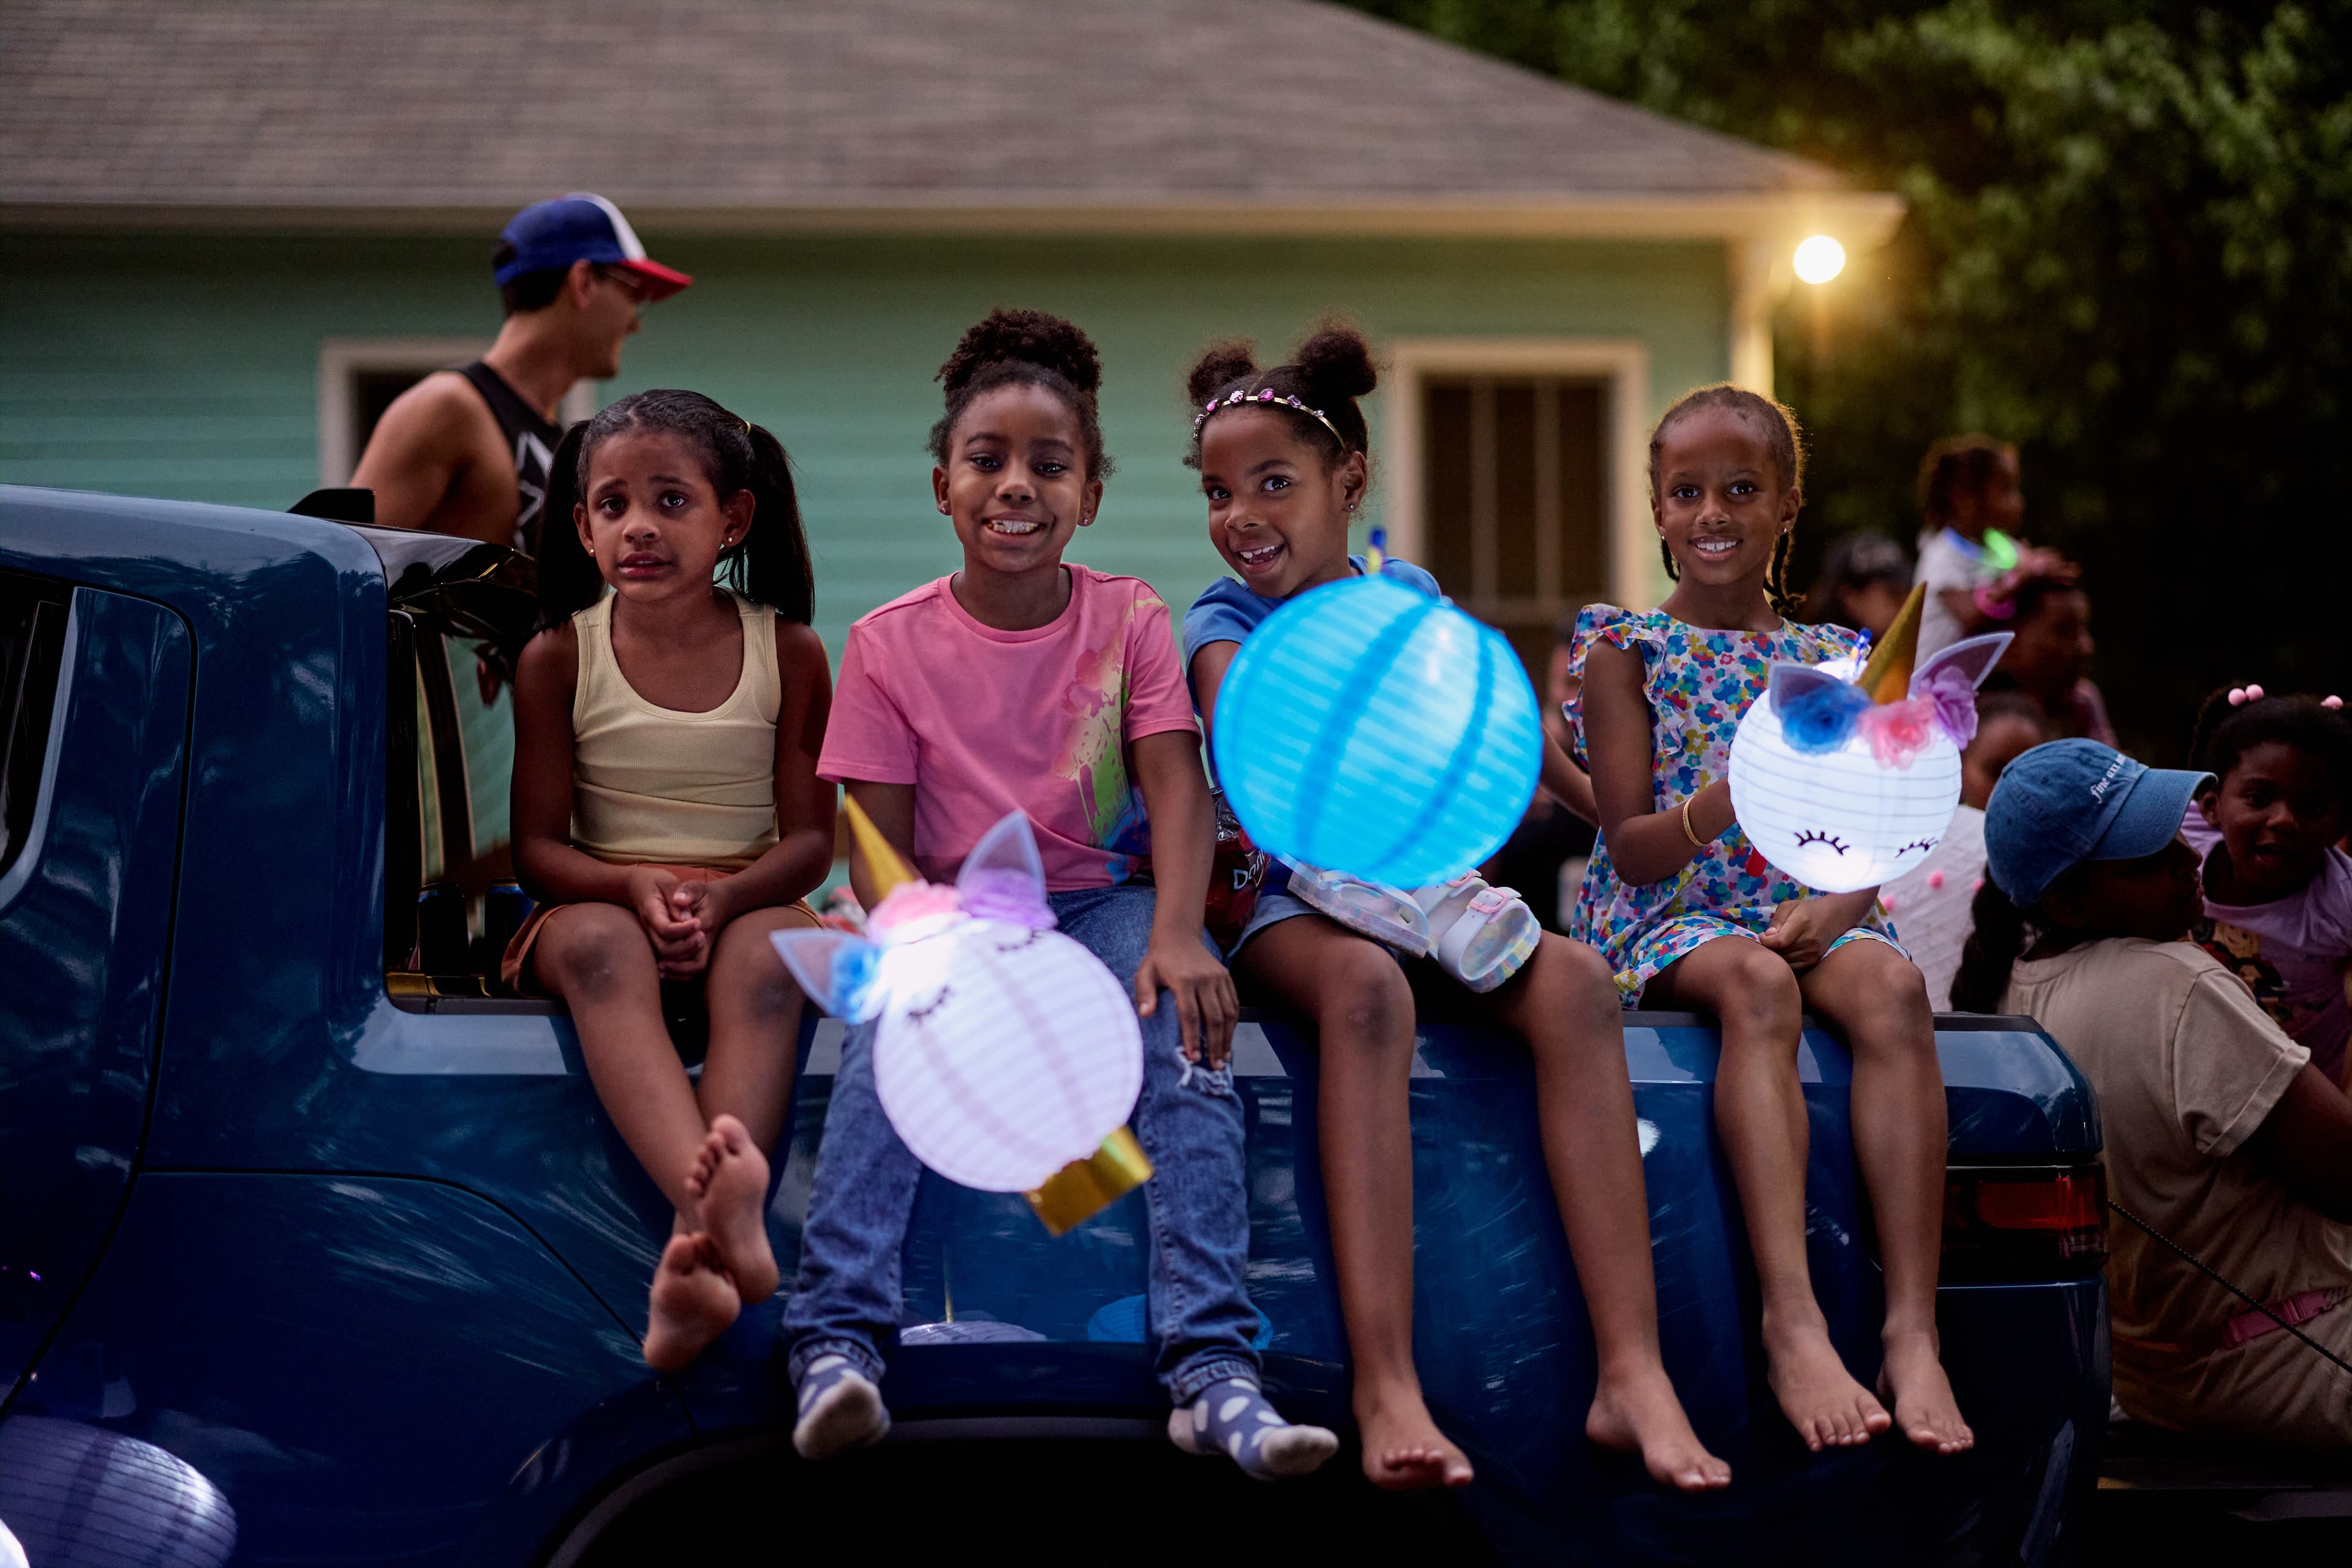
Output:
top-left (780, 884), bottom-right (1262, 1404)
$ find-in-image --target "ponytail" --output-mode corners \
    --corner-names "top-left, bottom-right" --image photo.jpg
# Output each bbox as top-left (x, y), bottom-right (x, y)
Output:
top-left (730, 421), bottom-right (815, 625)
top-left (535, 420), bottom-right (601, 633)
top-left (532, 390), bottom-right (815, 635)
top-left (1950, 879), bottom-right (2032, 1013)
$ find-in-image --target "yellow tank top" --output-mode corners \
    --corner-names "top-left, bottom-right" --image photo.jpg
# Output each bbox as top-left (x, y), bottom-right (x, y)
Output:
top-left (569, 591), bottom-right (780, 871)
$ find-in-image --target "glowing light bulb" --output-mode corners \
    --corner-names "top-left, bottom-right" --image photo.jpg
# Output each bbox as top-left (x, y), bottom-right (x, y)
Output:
top-left (1794, 235), bottom-right (1846, 285)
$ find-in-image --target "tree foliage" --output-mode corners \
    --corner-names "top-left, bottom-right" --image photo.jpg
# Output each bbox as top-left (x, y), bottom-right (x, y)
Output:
top-left (1351, 0), bottom-right (2352, 758)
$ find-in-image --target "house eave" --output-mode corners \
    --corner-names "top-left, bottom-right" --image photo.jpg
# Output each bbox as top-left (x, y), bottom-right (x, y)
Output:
top-left (0, 192), bottom-right (1905, 247)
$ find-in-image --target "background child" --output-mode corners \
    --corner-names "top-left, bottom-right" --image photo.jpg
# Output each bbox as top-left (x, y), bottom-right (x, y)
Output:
top-left (1881, 692), bottom-right (2056, 1011)
top-left (2182, 686), bottom-right (2352, 1088)
top-left (506, 390), bottom-right (836, 1370)
top-left (1181, 328), bottom-right (1728, 1494)
top-left (1911, 435), bottom-right (2077, 660)
top-left (780, 309), bottom-right (1337, 1480)
top-left (1575, 384), bottom-right (1972, 1455)
top-left (1979, 576), bottom-right (2116, 745)
top-left (1805, 530), bottom-right (1913, 642)
top-left (1953, 739), bottom-right (2352, 1445)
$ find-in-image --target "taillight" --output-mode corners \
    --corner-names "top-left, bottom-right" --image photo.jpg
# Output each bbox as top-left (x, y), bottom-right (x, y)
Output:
top-left (1940, 1164), bottom-right (2109, 1283)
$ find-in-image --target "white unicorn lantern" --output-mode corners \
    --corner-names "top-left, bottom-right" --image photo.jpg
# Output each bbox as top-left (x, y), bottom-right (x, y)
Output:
top-left (1728, 588), bottom-right (2010, 895)
top-left (771, 805), bottom-right (1148, 1234)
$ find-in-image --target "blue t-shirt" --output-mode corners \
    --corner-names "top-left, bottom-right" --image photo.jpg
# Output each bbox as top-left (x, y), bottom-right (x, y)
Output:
top-left (1179, 555), bottom-right (1444, 704)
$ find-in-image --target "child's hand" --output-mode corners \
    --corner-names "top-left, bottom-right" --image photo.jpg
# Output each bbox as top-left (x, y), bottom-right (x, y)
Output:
top-left (1758, 898), bottom-right (1847, 973)
top-left (627, 865), bottom-right (706, 976)
top-left (657, 878), bottom-right (742, 980)
top-left (1134, 934), bottom-right (1239, 1071)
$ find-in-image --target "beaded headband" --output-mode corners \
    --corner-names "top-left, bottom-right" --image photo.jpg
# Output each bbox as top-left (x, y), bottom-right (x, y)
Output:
top-left (1193, 383), bottom-right (1348, 451)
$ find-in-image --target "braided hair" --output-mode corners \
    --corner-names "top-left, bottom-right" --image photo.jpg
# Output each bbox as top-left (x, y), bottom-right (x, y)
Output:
top-left (929, 308), bottom-right (1114, 480)
top-left (537, 389), bottom-right (815, 633)
top-left (1183, 323), bottom-right (1378, 470)
top-left (1646, 383), bottom-right (1805, 618)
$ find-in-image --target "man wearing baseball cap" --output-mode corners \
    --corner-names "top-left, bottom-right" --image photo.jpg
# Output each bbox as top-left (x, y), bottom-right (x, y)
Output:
top-left (353, 193), bottom-right (692, 551)
top-left (1961, 739), bottom-right (2352, 1445)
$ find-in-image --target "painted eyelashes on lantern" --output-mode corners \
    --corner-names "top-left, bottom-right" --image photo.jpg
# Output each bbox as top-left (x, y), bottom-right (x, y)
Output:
top-left (1792, 828), bottom-right (1851, 854)
top-left (987, 929), bottom-right (1046, 954)
top-left (1898, 837), bottom-right (1940, 855)
top-left (904, 987), bottom-right (952, 1022)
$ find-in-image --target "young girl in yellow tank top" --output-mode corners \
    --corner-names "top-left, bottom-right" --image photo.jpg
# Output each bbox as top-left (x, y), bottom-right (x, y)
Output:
top-left (506, 390), bottom-right (836, 1370)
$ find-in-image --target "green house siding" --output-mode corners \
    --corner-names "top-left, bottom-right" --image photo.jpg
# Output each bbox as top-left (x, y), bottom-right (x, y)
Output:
top-left (0, 230), bottom-right (1727, 649)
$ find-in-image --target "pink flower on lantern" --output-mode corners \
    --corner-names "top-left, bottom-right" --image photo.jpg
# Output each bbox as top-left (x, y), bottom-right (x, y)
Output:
top-left (1858, 696), bottom-right (1938, 768)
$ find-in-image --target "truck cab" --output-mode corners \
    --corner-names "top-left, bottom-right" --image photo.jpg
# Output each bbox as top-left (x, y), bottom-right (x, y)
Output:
top-left (0, 487), bottom-right (2110, 1566)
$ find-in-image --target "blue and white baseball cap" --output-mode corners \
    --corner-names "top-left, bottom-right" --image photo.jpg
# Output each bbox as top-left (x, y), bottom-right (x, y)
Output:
top-left (495, 193), bottom-right (692, 301)
top-left (1983, 739), bottom-right (2210, 906)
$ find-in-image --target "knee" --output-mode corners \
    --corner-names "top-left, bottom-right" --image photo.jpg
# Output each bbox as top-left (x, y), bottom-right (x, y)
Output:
top-left (710, 918), bottom-right (806, 1016)
top-left (1318, 947), bottom-right (1415, 1046)
top-left (1718, 947), bottom-right (1801, 1035)
top-left (544, 905), bottom-right (652, 997)
top-left (1841, 957), bottom-right (1934, 1048)
top-left (1532, 934), bottom-right (1618, 1008)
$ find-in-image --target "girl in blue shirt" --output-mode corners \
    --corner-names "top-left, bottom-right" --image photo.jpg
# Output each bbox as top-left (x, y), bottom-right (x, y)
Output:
top-left (1181, 326), bottom-right (1728, 1494)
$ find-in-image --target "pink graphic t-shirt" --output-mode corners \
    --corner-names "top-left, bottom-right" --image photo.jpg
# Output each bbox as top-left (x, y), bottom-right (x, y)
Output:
top-left (820, 567), bottom-right (1199, 891)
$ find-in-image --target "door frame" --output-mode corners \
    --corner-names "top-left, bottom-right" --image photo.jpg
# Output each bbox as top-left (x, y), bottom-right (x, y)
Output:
top-left (1381, 337), bottom-right (1653, 614)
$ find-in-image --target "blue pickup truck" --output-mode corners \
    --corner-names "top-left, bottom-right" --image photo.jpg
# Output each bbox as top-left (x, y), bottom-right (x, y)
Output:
top-left (0, 487), bottom-right (2110, 1567)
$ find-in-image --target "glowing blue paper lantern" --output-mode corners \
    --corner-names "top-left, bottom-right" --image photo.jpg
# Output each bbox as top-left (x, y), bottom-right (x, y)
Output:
top-left (1213, 573), bottom-right (1542, 888)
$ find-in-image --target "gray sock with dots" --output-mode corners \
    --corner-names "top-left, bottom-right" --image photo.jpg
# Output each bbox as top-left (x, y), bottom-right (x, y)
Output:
top-left (1167, 1378), bottom-right (1338, 1480)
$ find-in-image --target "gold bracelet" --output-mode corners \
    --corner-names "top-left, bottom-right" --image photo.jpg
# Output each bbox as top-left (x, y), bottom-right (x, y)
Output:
top-left (1681, 794), bottom-right (1708, 850)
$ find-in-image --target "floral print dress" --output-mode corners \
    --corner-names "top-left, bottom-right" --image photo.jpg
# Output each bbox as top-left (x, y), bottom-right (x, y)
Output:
top-left (1567, 605), bottom-right (1904, 1004)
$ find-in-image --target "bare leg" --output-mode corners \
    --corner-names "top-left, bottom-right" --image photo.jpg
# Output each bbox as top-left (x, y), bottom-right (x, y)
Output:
top-left (1238, 915), bottom-right (1473, 1491)
top-left (1472, 935), bottom-right (1729, 1490)
top-left (682, 905), bottom-right (815, 1304)
top-left (1800, 942), bottom-right (1972, 1453)
top-left (535, 903), bottom-right (741, 1365)
top-left (1647, 937), bottom-right (1890, 1452)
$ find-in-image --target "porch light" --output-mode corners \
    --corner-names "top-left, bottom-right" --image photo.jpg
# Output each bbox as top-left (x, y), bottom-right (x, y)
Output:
top-left (1794, 235), bottom-right (1847, 285)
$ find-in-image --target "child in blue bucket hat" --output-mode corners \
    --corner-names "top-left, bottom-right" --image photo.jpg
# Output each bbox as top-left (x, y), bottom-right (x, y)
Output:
top-left (1954, 738), bottom-right (2352, 1446)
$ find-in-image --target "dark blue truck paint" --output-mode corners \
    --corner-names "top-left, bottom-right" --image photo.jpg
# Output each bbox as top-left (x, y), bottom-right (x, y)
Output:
top-left (0, 486), bottom-right (2108, 1565)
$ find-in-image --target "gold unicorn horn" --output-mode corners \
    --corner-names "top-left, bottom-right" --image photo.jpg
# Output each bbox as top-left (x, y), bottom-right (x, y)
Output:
top-left (842, 794), bottom-right (918, 902)
top-left (1858, 582), bottom-right (1926, 704)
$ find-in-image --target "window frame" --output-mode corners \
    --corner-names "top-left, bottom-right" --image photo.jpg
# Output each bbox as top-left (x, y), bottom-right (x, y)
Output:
top-left (317, 336), bottom-right (598, 488)
top-left (0, 573), bottom-right (77, 903)
top-left (1382, 338), bottom-right (1655, 614)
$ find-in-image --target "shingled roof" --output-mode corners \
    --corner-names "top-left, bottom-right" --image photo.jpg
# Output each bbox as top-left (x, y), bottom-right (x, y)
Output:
top-left (0, 0), bottom-right (1894, 239)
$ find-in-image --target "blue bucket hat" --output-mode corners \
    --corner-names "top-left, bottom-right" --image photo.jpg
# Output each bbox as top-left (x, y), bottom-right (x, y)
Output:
top-left (494, 193), bottom-right (692, 301)
top-left (1983, 739), bottom-right (2211, 906)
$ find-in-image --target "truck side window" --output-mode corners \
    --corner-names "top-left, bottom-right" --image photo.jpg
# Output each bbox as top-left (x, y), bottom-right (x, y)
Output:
top-left (390, 621), bottom-right (521, 995)
top-left (0, 572), bottom-right (71, 882)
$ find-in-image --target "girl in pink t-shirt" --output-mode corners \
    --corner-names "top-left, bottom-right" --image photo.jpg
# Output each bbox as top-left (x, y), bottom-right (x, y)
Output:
top-left (781, 311), bottom-right (1340, 1482)
top-left (2185, 685), bottom-right (2352, 1088)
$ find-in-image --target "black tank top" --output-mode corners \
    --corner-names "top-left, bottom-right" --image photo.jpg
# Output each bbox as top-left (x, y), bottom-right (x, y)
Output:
top-left (458, 361), bottom-right (565, 552)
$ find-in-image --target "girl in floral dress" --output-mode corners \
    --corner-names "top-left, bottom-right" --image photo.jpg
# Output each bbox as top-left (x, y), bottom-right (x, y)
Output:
top-left (1572, 385), bottom-right (1974, 1457)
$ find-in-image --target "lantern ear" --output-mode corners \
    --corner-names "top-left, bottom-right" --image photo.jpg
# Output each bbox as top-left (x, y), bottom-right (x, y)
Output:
top-left (959, 810), bottom-right (1047, 902)
top-left (1910, 631), bottom-right (2015, 695)
top-left (1768, 660), bottom-right (1851, 710)
top-left (769, 927), bottom-right (884, 1023)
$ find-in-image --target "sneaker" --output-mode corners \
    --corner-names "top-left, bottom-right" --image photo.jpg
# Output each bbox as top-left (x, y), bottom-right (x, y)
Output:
top-left (1282, 861), bottom-right (1431, 956)
top-left (1415, 875), bottom-right (1540, 993)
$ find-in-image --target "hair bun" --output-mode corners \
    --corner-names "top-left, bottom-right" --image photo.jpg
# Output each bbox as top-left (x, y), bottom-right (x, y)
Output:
top-left (1292, 324), bottom-right (1378, 402)
top-left (1185, 341), bottom-right (1259, 405)
top-left (938, 308), bottom-right (1101, 397)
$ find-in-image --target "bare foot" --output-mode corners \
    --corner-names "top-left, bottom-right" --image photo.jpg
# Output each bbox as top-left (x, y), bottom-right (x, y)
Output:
top-left (643, 1233), bottom-right (740, 1370)
top-left (1879, 1329), bottom-right (1973, 1454)
top-left (1763, 1316), bottom-right (1890, 1452)
top-left (1355, 1385), bottom-right (1474, 1490)
top-left (1586, 1365), bottom-right (1732, 1491)
top-left (685, 1114), bottom-right (779, 1303)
